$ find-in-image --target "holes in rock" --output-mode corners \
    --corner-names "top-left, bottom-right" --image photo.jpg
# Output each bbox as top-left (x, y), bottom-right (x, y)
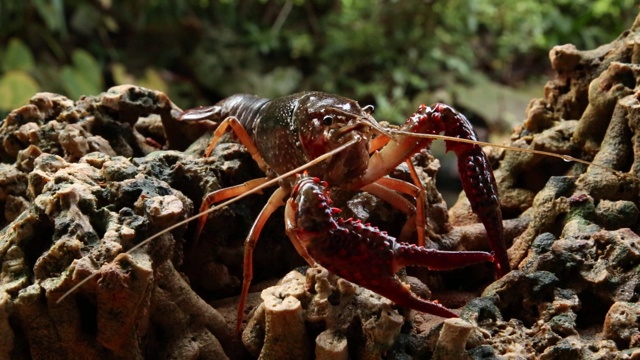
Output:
top-left (345, 316), bottom-right (365, 359)
top-left (9, 315), bottom-right (32, 358)
top-left (575, 290), bottom-right (612, 330)
top-left (76, 295), bottom-right (98, 336)
top-left (512, 160), bottom-right (574, 196)
top-left (23, 216), bottom-right (55, 273)
top-left (88, 209), bottom-right (110, 243)
top-left (328, 291), bottom-right (341, 306)
top-left (617, 68), bottom-right (637, 90)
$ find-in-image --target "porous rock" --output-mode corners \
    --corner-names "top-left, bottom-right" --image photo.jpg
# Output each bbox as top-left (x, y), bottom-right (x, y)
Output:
top-left (242, 266), bottom-right (407, 360)
top-left (0, 86), bottom-right (240, 359)
top-left (453, 12), bottom-right (640, 359)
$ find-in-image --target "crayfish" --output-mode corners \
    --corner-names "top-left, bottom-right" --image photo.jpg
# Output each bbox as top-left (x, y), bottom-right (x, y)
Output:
top-left (57, 91), bottom-right (542, 333)
top-left (57, 90), bottom-right (612, 331)
top-left (177, 91), bottom-right (509, 330)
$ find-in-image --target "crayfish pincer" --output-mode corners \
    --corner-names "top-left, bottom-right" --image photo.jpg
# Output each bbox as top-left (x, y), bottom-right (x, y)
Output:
top-left (178, 91), bottom-right (509, 330)
top-left (285, 174), bottom-right (495, 318)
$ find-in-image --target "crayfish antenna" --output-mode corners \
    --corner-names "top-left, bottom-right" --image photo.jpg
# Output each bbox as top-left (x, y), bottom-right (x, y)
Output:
top-left (330, 106), bottom-right (397, 141)
top-left (388, 129), bottom-right (626, 177)
top-left (56, 137), bottom-right (362, 304)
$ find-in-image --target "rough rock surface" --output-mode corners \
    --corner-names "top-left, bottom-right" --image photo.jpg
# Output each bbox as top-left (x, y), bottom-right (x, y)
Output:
top-left (2, 14), bottom-right (640, 360)
top-left (0, 86), bottom-right (247, 359)
top-left (453, 14), bottom-right (640, 360)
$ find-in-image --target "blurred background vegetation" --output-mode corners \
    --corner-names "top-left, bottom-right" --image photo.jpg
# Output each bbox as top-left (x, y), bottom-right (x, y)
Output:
top-left (0, 0), bottom-right (636, 129)
top-left (0, 0), bottom-right (636, 204)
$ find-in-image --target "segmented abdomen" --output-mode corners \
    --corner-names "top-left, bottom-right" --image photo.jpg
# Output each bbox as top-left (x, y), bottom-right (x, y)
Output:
top-left (214, 94), bottom-right (270, 137)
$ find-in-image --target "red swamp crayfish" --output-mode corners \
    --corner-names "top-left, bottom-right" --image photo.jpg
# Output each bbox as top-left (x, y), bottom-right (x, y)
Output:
top-left (179, 91), bottom-right (506, 329)
top-left (58, 91), bottom-right (605, 331)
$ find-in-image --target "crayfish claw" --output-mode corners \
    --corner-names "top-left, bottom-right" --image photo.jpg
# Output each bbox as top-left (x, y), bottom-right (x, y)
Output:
top-left (286, 173), bottom-right (494, 319)
top-left (362, 276), bottom-right (459, 318)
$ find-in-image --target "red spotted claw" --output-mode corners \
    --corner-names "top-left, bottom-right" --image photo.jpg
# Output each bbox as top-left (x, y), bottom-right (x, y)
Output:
top-left (285, 174), bottom-right (495, 318)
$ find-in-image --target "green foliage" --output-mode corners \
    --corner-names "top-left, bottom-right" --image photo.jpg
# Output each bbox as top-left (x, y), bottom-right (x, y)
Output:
top-left (0, 71), bottom-right (39, 110)
top-left (60, 49), bottom-right (103, 99)
top-left (2, 38), bottom-right (35, 72)
top-left (112, 64), bottom-right (168, 93)
top-left (0, 0), bottom-right (636, 120)
top-left (32, 0), bottom-right (67, 36)
top-left (0, 38), bottom-right (38, 111)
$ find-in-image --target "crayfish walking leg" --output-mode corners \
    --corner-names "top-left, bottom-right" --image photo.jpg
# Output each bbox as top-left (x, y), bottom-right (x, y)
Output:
top-left (286, 174), bottom-right (495, 318)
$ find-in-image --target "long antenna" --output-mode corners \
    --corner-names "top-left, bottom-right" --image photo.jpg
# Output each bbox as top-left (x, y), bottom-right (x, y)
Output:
top-left (57, 124), bottom-right (627, 303)
top-left (56, 136), bottom-right (361, 303)
top-left (388, 129), bottom-right (626, 177)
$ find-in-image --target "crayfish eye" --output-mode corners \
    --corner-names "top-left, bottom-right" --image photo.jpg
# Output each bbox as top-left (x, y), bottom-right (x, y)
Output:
top-left (363, 105), bottom-right (374, 115)
top-left (322, 115), bottom-right (334, 126)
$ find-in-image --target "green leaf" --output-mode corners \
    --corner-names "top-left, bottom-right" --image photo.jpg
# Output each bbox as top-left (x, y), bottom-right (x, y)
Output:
top-left (71, 50), bottom-right (102, 89)
top-left (138, 68), bottom-right (168, 94)
top-left (1, 38), bottom-right (35, 72)
top-left (0, 70), bottom-right (40, 110)
top-left (112, 63), bottom-right (168, 93)
top-left (60, 50), bottom-right (103, 99)
top-left (111, 63), bottom-right (134, 85)
top-left (32, 0), bottom-right (67, 34)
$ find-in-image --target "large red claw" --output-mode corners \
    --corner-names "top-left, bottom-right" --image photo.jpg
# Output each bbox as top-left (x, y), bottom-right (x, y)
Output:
top-left (285, 174), bottom-right (495, 318)
top-left (417, 104), bottom-right (509, 277)
top-left (348, 103), bottom-right (510, 277)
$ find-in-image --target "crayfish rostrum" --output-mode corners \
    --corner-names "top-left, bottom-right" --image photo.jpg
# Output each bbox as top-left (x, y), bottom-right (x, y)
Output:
top-left (178, 91), bottom-right (509, 330)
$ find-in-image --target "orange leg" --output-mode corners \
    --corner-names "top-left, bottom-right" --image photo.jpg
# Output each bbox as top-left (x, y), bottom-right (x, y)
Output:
top-left (204, 116), bottom-right (267, 171)
top-left (194, 177), bottom-right (270, 241)
top-left (369, 133), bottom-right (391, 153)
top-left (195, 116), bottom-right (273, 240)
top-left (404, 159), bottom-right (428, 247)
top-left (193, 116), bottom-right (292, 331)
top-left (374, 170), bottom-right (427, 246)
top-left (237, 186), bottom-right (288, 332)
top-left (362, 176), bottom-right (427, 246)
top-left (368, 134), bottom-right (429, 246)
